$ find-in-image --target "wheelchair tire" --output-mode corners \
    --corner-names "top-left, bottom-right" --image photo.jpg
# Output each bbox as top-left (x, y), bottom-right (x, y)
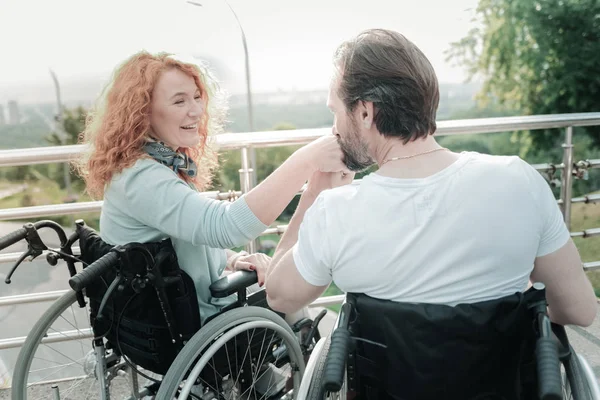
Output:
top-left (304, 335), bottom-right (346, 400)
top-left (11, 290), bottom-right (147, 400)
top-left (562, 346), bottom-right (594, 400)
top-left (155, 306), bottom-right (305, 399)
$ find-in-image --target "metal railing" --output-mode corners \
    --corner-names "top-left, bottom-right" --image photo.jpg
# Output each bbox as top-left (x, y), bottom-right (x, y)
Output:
top-left (1, 112), bottom-right (600, 354)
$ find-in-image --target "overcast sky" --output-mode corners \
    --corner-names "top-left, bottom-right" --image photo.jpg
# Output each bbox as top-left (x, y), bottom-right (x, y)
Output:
top-left (0, 0), bottom-right (479, 95)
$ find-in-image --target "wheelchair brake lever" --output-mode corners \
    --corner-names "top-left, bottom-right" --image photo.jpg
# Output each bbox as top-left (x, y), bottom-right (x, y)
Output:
top-left (5, 248), bottom-right (40, 284)
top-left (302, 309), bottom-right (328, 350)
top-left (24, 224), bottom-right (48, 254)
top-left (5, 224), bottom-right (46, 284)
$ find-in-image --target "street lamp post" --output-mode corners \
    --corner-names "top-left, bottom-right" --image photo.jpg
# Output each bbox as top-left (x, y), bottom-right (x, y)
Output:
top-left (187, 0), bottom-right (257, 186)
top-left (188, 0), bottom-right (260, 253)
top-left (49, 69), bottom-right (72, 198)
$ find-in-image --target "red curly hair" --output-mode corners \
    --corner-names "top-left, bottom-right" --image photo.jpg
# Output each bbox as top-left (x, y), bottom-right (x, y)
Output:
top-left (76, 51), bottom-right (221, 199)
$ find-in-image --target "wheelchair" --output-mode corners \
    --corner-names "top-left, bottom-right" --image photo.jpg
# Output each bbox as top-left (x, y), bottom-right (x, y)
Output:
top-left (298, 285), bottom-right (600, 400)
top-left (0, 220), bottom-right (326, 400)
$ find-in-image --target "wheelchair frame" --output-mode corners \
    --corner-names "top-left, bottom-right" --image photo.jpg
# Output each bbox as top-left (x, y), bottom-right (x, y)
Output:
top-left (1, 220), bottom-right (323, 400)
top-left (299, 288), bottom-right (600, 400)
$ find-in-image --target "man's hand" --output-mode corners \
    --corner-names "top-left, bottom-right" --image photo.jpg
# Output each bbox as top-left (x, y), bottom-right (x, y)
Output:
top-left (306, 170), bottom-right (356, 196)
top-left (234, 253), bottom-right (271, 287)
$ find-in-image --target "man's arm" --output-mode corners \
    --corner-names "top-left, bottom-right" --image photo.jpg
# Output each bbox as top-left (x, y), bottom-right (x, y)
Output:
top-left (530, 239), bottom-right (597, 327)
top-left (265, 189), bottom-right (328, 314)
top-left (266, 171), bottom-right (355, 314)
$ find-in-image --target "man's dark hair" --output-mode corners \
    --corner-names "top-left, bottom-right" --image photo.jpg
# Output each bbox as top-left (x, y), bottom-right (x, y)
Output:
top-left (334, 29), bottom-right (440, 143)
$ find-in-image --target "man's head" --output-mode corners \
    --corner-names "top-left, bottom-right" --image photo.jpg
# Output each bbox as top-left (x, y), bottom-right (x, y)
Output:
top-left (327, 29), bottom-right (440, 171)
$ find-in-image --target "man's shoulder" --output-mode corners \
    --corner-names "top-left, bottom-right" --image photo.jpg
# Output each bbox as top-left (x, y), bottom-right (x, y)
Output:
top-left (318, 180), bottom-right (362, 204)
top-left (464, 151), bottom-right (524, 168)
top-left (462, 152), bottom-right (533, 180)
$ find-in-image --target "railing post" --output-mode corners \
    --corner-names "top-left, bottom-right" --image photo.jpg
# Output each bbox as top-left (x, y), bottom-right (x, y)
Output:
top-left (560, 126), bottom-right (574, 229)
top-left (239, 146), bottom-right (257, 253)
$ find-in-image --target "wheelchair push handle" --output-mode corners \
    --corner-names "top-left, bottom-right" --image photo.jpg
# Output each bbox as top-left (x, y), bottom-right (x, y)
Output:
top-left (536, 336), bottom-right (562, 400)
top-left (323, 301), bottom-right (354, 393)
top-left (528, 282), bottom-right (563, 400)
top-left (0, 226), bottom-right (28, 251)
top-left (323, 327), bottom-right (351, 392)
top-left (69, 250), bottom-right (119, 292)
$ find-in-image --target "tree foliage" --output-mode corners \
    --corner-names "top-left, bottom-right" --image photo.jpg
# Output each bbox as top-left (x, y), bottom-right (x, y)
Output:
top-left (447, 0), bottom-right (600, 150)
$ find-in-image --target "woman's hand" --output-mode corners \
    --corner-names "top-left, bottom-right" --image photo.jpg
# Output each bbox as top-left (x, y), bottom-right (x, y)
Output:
top-left (301, 135), bottom-right (351, 174)
top-left (233, 252), bottom-right (272, 287)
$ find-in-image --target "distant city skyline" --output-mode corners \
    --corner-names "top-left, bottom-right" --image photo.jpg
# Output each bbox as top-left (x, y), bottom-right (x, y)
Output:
top-left (0, 0), bottom-right (480, 104)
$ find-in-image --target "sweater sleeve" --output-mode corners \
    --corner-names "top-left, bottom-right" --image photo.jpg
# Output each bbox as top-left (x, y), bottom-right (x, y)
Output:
top-left (114, 159), bottom-right (267, 248)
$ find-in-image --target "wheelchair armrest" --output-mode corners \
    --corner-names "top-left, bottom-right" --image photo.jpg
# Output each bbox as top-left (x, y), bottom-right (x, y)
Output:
top-left (210, 270), bottom-right (258, 298)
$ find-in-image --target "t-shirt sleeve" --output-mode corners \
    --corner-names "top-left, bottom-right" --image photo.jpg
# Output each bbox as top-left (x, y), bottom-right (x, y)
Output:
top-left (519, 159), bottom-right (571, 257)
top-left (116, 160), bottom-right (267, 248)
top-left (292, 194), bottom-right (333, 287)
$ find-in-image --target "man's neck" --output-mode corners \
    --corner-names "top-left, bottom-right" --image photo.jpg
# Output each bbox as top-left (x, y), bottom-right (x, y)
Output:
top-left (372, 135), bottom-right (459, 179)
top-left (373, 135), bottom-right (441, 165)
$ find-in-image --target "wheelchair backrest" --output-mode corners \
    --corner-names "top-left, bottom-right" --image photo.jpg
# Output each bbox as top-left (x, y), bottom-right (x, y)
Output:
top-left (76, 224), bottom-right (201, 375)
top-left (346, 292), bottom-right (533, 400)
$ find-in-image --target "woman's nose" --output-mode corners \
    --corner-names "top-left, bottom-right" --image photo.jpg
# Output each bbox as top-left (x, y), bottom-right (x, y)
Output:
top-left (189, 101), bottom-right (204, 118)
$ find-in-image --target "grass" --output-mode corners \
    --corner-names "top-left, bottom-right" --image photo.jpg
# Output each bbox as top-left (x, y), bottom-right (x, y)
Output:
top-left (0, 180), bottom-right (101, 230)
top-left (568, 193), bottom-right (600, 295)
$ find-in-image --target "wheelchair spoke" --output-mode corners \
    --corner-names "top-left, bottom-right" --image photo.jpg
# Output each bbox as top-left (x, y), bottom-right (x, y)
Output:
top-left (58, 374), bottom-right (95, 400)
top-left (224, 332), bottom-right (235, 386)
top-left (28, 362), bottom-right (85, 389)
top-left (237, 328), bottom-right (286, 400)
top-left (230, 327), bottom-right (257, 392)
top-left (67, 303), bottom-right (87, 357)
top-left (38, 343), bottom-right (85, 369)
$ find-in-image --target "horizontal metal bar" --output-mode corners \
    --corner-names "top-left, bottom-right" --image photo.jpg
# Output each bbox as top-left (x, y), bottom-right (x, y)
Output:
top-left (0, 201), bottom-right (102, 220)
top-left (0, 327), bottom-right (93, 350)
top-left (584, 261), bottom-right (600, 271)
top-left (262, 226), bottom-right (288, 236)
top-left (1, 113), bottom-right (599, 167)
top-left (577, 159), bottom-right (600, 170)
top-left (0, 190), bottom-right (241, 221)
top-left (570, 228), bottom-right (600, 238)
top-left (532, 163), bottom-right (564, 172)
top-left (3, 221), bottom-right (599, 265)
top-left (0, 290), bottom-right (69, 307)
top-left (307, 294), bottom-right (346, 308)
top-left (571, 194), bottom-right (600, 204)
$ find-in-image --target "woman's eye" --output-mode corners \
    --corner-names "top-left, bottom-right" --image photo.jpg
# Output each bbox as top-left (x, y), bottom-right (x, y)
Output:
top-left (174, 100), bottom-right (184, 105)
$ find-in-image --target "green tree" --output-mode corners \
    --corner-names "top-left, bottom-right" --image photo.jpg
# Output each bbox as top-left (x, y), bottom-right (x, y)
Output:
top-left (45, 106), bottom-right (87, 195)
top-left (446, 0), bottom-right (600, 151)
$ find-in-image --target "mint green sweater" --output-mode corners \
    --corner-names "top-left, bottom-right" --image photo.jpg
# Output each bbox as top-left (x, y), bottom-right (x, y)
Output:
top-left (100, 158), bottom-right (268, 322)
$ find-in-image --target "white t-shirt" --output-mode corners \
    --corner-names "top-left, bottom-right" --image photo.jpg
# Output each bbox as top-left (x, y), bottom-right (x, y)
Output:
top-left (293, 152), bottom-right (571, 305)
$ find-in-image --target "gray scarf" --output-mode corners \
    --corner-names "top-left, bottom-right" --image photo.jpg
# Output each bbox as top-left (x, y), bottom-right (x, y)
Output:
top-left (143, 141), bottom-right (197, 177)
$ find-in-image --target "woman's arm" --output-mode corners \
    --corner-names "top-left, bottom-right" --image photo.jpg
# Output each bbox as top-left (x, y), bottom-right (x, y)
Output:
top-left (118, 136), bottom-right (347, 249)
top-left (244, 135), bottom-right (348, 225)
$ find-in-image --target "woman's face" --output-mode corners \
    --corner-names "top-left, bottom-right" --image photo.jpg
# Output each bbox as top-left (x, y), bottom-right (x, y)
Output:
top-left (149, 68), bottom-right (205, 149)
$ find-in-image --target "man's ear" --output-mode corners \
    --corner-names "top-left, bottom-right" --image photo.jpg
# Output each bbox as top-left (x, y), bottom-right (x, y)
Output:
top-left (358, 100), bottom-right (374, 130)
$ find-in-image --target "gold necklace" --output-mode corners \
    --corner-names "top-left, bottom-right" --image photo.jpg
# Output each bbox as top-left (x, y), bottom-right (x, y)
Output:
top-left (380, 147), bottom-right (449, 166)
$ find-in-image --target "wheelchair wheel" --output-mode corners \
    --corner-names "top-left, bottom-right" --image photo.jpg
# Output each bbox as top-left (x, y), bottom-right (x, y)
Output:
top-left (156, 306), bottom-right (305, 399)
top-left (561, 347), bottom-right (597, 400)
top-left (11, 290), bottom-right (149, 400)
top-left (301, 335), bottom-right (346, 400)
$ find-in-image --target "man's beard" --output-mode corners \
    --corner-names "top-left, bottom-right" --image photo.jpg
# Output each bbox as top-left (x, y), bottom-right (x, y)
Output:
top-left (338, 120), bottom-right (374, 172)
